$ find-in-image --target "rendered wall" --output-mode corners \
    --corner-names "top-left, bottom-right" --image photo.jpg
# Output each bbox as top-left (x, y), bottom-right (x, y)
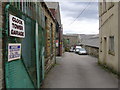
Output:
top-left (99, 2), bottom-right (119, 73)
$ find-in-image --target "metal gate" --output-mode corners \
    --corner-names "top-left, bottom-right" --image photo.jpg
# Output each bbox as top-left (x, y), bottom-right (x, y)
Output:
top-left (4, 4), bottom-right (45, 88)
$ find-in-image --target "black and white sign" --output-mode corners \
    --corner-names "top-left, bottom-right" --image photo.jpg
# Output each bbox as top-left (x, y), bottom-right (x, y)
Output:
top-left (9, 14), bottom-right (25, 38)
top-left (8, 43), bottom-right (21, 61)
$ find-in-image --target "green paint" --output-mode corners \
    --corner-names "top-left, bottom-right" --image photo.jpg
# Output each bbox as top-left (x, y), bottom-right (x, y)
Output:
top-left (5, 4), bottom-right (35, 88)
top-left (0, 28), bottom-right (3, 38)
top-left (41, 29), bottom-right (45, 81)
top-left (35, 22), bottom-right (40, 88)
top-left (0, 28), bottom-right (3, 31)
top-left (5, 4), bottom-right (10, 88)
top-left (4, 2), bottom-right (47, 88)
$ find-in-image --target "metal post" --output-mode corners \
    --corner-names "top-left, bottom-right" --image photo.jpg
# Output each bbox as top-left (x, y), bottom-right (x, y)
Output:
top-left (35, 3), bottom-right (40, 88)
top-left (35, 22), bottom-right (40, 88)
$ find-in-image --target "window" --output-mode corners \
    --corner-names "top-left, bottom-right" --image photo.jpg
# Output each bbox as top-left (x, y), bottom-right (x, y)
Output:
top-left (109, 36), bottom-right (114, 55)
top-left (107, 1), bottom-right (114, 10)
top-left (45, 16), bottom-right (47, 28)
top-left (103, 0), bottom-right (106, 13)
top-left (50, 23), bottom-right (53, 54)
top-left (110, 0), bottom-right (114, 7)
top-left (45, 16), bottom-right (48, 57)
top-left (100, 38), bottom-right (102, 52)
top-left (111, 2), bottom-right (114, 6)
top-left (99, 3), bottom-right (102, 16)
top-left (67, 39), bottom-right (70, 44)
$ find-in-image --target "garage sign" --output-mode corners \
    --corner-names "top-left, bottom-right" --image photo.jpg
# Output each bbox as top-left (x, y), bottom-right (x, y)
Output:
top-left (8, 43), bottom-right (21, 62)
top-left (9, 14), bottom-right (25, 38)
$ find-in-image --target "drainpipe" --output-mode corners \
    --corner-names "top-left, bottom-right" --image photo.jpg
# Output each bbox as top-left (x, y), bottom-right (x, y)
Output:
top-left (55, 22), bottom-right (57, 64)
top-left (4, 4), bottom-right (10, 88)
top-left (35, 3), bottom-right (40, 88)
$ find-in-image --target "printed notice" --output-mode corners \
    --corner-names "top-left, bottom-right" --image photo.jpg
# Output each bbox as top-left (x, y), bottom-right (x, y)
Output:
top-left (8, 43), bottom-right (21, 61)
top-left (56, 40), bottom-right (59, 47)
top-left (9, 14), bottom-right (25, 38)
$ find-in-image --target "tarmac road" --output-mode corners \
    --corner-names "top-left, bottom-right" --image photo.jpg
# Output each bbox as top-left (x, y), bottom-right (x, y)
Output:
top-left (42, 52), bottom-right (118, 88)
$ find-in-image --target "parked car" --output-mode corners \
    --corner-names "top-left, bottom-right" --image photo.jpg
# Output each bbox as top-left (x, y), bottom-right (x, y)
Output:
top-left (75, 46), bottom-right (82, 49)
top-left (69, 47), bottom-right (74, 52)
top-left (73, 49), bottom-right (76, 52)
top-left (75, 46), bottom-right (82, 53)
top-left (75, 48), bottom-right (80, 53)
top-left (78, 48), bottom-right (87, 55)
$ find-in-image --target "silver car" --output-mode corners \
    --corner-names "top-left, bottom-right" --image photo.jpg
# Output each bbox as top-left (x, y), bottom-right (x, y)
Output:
top-left (78, 48), bottom-right (87, 55)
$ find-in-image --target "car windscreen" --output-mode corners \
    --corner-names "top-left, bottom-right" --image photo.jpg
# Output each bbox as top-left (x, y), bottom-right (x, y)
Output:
top-left (80, 48), bottom-right (86, 51)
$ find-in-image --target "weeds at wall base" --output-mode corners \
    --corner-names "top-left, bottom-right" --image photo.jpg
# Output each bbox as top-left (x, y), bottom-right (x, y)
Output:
top-left (98, 61), bottom-right (120, 79)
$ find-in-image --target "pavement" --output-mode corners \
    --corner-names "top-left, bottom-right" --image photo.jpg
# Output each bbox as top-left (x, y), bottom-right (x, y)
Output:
top-left (42, 52), bottom-right (118, 88)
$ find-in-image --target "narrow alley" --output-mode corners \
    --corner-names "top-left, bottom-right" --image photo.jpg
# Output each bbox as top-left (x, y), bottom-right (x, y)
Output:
top-left (42, 52), bottom-right (118, 88)
top-left (0, 1), bottom-right (120, 89)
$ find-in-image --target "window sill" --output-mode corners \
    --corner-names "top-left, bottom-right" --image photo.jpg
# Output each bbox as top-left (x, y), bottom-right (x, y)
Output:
top-left (108, 51), bottom-right (115, 56)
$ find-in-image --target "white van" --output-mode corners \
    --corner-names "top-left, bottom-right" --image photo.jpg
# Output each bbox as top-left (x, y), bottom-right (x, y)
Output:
top-left (75, 46), bottom-right (82, 53)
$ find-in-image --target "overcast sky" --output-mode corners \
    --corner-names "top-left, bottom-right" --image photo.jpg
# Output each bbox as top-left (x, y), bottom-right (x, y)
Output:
top-left (59, 1), bottom-right (99, 34)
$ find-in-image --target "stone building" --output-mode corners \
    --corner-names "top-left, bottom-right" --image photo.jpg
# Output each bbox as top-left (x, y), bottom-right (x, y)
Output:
top-left (42, 2), bottom-right (56, 74)
top-left (80, 34), bottom-right (99, 58)
top-left (0, 1), bottom-right (4, 89)
top-left (0, 1), bottom-right (59, 88)
top-left (99, 1), bottom-right (120, 74)
top-left (46, 2), bottom-right (63, 56)
top-left (63, 34), bottom-right (80, 51)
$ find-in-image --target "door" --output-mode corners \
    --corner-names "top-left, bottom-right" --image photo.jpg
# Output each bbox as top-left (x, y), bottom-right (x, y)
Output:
top-left (4, 4), bottom-right (37, 88)
top-left (104, 37), bottom-right (107, 64)
top-left (38, 26), bottom-right (45, 84)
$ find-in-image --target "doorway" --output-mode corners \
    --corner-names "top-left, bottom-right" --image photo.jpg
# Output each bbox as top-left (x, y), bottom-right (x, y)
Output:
top-left (104, 37), bottom-right (107, 64)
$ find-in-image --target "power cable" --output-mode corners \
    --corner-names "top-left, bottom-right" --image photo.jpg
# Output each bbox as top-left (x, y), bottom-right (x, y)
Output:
top-left (69, 1), bottom-right (92, 25)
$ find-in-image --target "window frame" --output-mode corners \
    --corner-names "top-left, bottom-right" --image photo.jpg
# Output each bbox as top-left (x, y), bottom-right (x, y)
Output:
top-left (108, 36), bottom-right (115, 55)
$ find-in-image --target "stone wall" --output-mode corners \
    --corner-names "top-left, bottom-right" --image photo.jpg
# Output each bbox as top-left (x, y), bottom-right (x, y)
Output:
top-left (0, 1), bottom-right (3, 89)
top-left (0, 2), bottom-right (58, 88)
top-left (42, 4), bottom-right (56, 74)
top-left (63, 35), bottom-right (80, 47)
top-left (84, 45), bottom-right (99, 58)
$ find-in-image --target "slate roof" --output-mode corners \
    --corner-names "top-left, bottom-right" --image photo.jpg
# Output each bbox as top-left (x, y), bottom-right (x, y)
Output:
top-left (80, 34), bottom-right (99, 48)
top-left (45, 2), bottom-right (61, 25)
top-left (45, 2), bottom-right (59, 9)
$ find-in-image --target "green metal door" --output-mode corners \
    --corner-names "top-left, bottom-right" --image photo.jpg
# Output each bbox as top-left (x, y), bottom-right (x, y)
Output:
top-left (36, 23), bottom-right (45, 87)
top-left (4, 4), bottom-right (45, 88)
top-left (38, 26), bottom-right (45, 83)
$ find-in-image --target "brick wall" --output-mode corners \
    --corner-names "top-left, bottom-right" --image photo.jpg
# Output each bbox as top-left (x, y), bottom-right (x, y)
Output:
top-left (0, 1), bottom-right (3, 89)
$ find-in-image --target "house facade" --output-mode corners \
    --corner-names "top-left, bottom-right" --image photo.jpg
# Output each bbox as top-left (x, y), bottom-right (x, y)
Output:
top-left (46, 2), bottom-right (63, 56)
top-left (63, 34), bottom-right (80, 51)
top-left (99, 1), bottom-right (120, 74)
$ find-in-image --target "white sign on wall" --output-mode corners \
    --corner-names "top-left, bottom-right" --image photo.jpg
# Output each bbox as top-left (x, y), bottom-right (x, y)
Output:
top-left (9, 14), bottom-right (25, 38)
top-left (8, 43), bottom-right (21, 62)
top-left (56, 40), bottom-right (59, 47)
